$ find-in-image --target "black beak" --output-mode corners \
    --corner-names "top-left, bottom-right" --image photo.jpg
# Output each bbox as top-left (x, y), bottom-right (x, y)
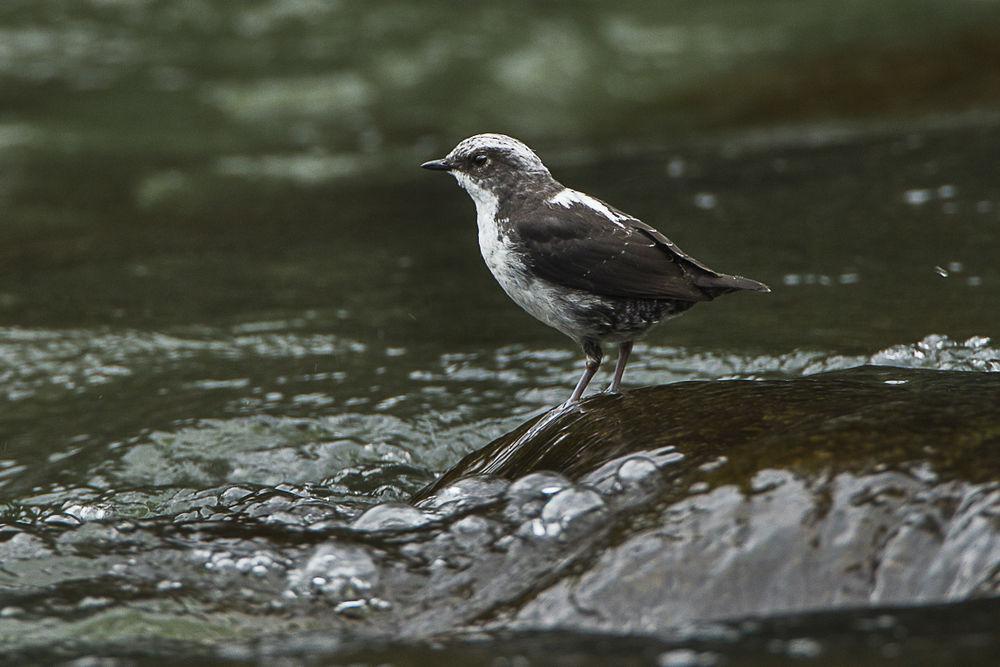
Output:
top-left (421, 159), bottom-right (452, 171)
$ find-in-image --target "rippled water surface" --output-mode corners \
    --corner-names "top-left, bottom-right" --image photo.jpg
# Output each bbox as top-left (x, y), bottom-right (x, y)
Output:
top-left (2, 1), bottom-right (999, 664)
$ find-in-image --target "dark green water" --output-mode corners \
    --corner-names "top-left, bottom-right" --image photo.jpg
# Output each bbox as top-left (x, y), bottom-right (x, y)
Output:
top-left (1, 1), bottom-right (999, 664)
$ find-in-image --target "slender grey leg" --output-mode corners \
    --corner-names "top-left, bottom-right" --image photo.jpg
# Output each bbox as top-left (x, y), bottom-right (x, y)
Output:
top-left (567, 340), bottom-right (603, 404)
top-left (606, 341), bottom-right (634, 393)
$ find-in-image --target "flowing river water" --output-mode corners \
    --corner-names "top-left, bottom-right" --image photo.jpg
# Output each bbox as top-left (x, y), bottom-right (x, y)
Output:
top-left (1, 2), bottom-right (999, 664)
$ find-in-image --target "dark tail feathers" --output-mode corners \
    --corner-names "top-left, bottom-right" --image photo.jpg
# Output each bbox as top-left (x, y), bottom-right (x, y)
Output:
top-left (695, 273), bottom-right (770, 297)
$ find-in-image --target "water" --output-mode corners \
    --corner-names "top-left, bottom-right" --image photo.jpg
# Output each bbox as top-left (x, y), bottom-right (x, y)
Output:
top-left (2, 1), bottom-right (1000, 663)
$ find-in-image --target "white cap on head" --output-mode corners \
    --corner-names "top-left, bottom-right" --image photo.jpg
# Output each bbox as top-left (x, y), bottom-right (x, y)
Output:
top-left (447, 133), bottom-right (549, 174)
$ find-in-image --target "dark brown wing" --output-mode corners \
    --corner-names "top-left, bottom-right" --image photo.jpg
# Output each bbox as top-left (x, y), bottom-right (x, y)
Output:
top-left (515, 196), bottom-right (768, 301)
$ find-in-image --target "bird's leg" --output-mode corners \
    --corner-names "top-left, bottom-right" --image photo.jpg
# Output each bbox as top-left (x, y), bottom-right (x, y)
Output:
top-left (567, 340), bottom-right (603, 404)
top-left (605, 341), bottom-right (634, 394)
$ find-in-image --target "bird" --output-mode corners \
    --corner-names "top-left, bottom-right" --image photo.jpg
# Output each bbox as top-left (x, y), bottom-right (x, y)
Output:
top-left (421, 133), bottom-right (769, 404)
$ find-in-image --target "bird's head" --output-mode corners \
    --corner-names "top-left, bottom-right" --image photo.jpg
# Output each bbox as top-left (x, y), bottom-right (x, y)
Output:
top-left (421, 133), bottom-right (554, 206)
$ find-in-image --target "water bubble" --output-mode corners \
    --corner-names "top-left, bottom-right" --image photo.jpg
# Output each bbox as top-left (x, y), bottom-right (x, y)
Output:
top-left (288, 544), bottom-right (379, 602)
top-left (503, 472), bottom-right (571, 521)
top-left (903, 189), bottom-right (931, 206)
top-left (783, 274), bottom-right (801, 286)
top-left (693, 193), bottom-right (717, 210)
top-left (61, 503), bottom-right (109, 521)
top-left (234, 552), bottom-right (280, 574)
top-left (505, 472), bottom-right (570, 504)
top-left (667, 157), bottom-right (686, 178)
top-left (659, 649), bottom-right (719, 666)
top-left (838, 272), bottom-right (860, 284)
top-left (334, 599), bottom-right (369, 618)
top-left (937, 184), bottom-right (956, 199)
top-left (416, 477), bottom-right (509, 513)
top-left (699, 456), bottom-right (728, 473)
top-left (449, 515), bottom-right (496, 549)
top-left (617, 456), bottom-right (662, 488)
top-left (785, 637), bottom-right (822, 658)
top-left (782, 273), bottom-right (837, 287)
top-left (351, 503), bottom-right (432, 531)
top-left (43, 513), bottom-right (82, 527)
top-left (77, 596), bottom-right (110, 610)
top-left (156, 580), bottom-right (182, 592)
top-left (871, 334), bottom-right (1000, 372)
top-left (539, 488), bottom-right (605, 533)
top-left (750, 469), bottom-right (788, 493)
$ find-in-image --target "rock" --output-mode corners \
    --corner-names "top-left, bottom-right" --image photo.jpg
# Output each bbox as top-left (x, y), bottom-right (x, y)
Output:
top-left (415, 366), bottom-right (1000, 498)
top-left (403, 366), bottom-right (999, 631)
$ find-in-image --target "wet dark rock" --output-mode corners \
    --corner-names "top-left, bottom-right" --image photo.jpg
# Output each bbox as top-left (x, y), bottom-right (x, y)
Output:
top-left (418, 365), bottom-right (1000, 496)
top-left (400, 366), bottom-right (1000, 631)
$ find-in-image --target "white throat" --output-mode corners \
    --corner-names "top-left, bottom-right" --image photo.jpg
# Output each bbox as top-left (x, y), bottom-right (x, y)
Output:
top-left (451, 171), bottom-right (503, 245)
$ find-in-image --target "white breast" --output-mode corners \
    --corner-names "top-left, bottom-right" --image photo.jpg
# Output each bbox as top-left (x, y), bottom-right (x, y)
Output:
top-left (453, 174), bottom-right (528, 298)
top-left (450, 172), bottom-right (597, 342)
top-left (451, 172), bottom-right (510, 276)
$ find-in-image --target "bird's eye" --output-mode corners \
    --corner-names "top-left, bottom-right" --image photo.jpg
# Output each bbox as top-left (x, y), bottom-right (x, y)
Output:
top-left (472, 154), bottom-right (488, 166)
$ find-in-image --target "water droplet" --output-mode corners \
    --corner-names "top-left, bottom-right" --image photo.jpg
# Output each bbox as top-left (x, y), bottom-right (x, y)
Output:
top-left (540, 488), bottom-right (605, 528)
top-left (289, 544), bottom-right (378, 602)
top-left (352, 503), bottom-right (432, 531)
top-left (693, 193), bottom-right (717, 210)
top-left (417, 477), bottom-right (508, 513)
top-left (785, 637), bottom-right (822, 659)
top-left (838, 272), bottom-right (860, 284)
top-left (904, 189), bottom-right (931, 206)
top-left (659, 649), bottom-right (720, 666)
top-left (616, 457), bottom-right (661, 487)
top-left (334, 599), bottom-right (369, 618)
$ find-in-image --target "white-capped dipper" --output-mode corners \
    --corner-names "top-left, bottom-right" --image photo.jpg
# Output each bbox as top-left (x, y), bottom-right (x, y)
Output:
top-left (422, 133), bottom-right (769, 404)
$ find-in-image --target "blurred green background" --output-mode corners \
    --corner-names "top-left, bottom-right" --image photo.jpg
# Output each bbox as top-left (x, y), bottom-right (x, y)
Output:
top-left (2, 0), bottom-right (999, 341)
top-left (3, 0), bottom-right (1000, 159)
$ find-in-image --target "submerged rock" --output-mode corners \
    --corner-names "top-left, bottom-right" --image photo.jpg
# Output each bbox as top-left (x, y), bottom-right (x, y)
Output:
top-left (405, 366), bottom-right (999, 630)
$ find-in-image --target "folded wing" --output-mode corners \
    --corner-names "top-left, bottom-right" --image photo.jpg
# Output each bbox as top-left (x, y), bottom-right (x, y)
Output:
top-left (516, 197), bottom-right (768, 301)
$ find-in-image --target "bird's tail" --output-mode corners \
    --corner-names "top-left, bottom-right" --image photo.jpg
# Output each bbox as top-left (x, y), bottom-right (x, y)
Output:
top-left (695, 273), bottom-right (770, 297)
